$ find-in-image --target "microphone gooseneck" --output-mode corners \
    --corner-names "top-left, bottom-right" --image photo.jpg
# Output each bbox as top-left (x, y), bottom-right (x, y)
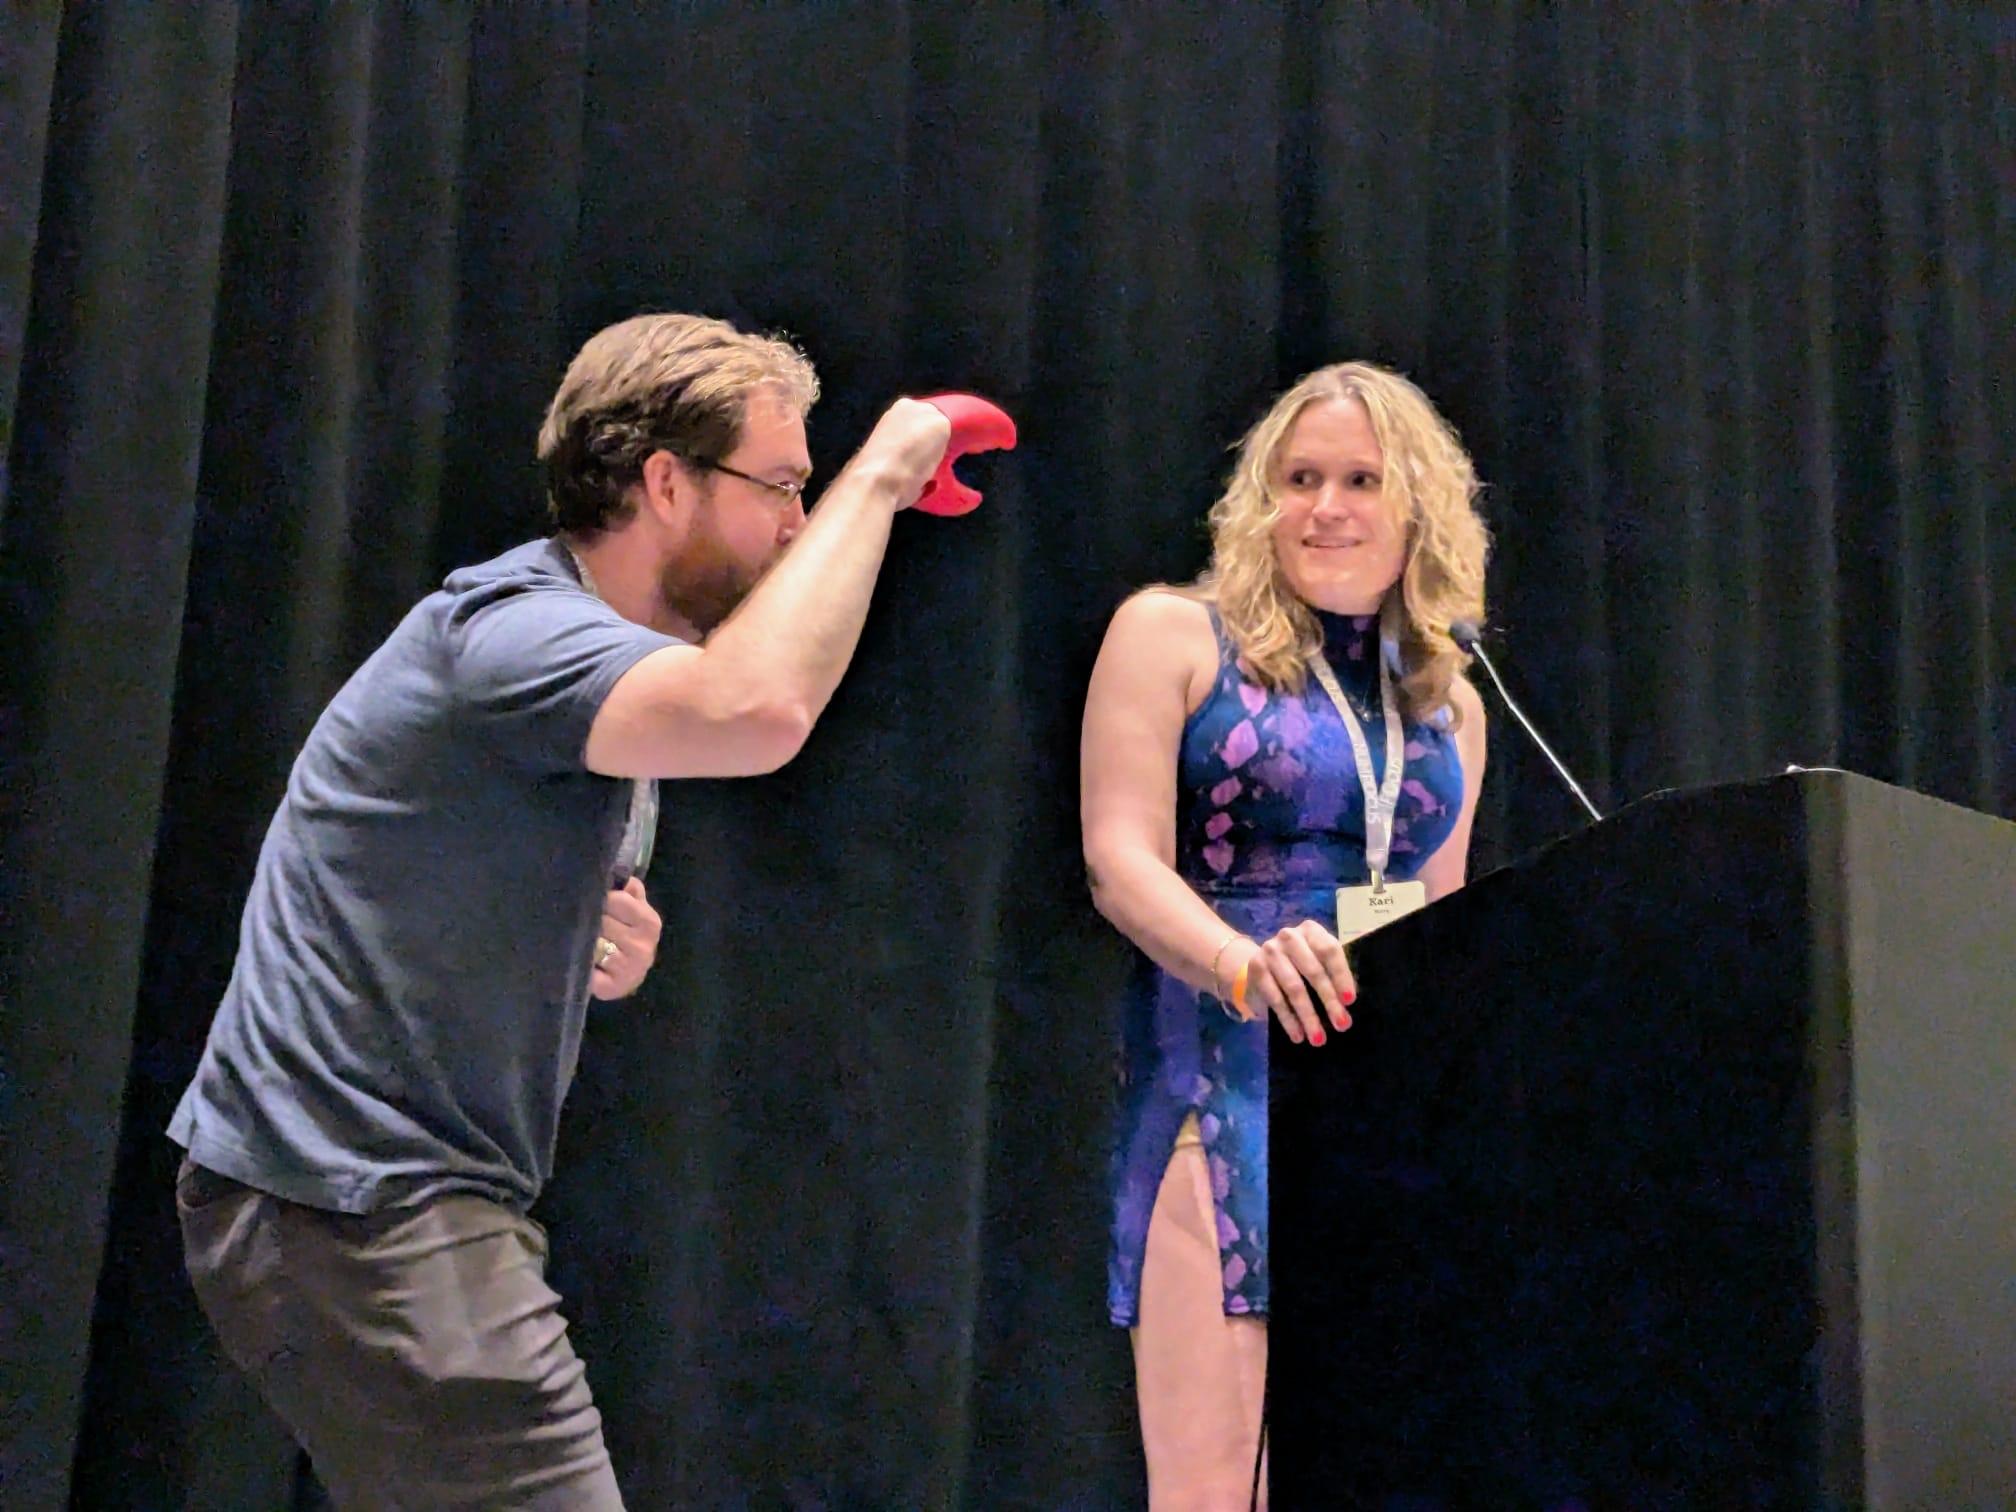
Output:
top-left (1450, 622), bottom-right (1604, 824)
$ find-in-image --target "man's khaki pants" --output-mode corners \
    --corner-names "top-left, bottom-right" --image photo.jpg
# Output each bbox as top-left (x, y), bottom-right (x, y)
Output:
top-left (177, 1158), bottom-right (624, 1510)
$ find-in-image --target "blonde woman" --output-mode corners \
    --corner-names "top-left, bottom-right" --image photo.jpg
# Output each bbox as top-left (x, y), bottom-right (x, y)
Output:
top-left (1081, 363), bottom-right (1491, 1506)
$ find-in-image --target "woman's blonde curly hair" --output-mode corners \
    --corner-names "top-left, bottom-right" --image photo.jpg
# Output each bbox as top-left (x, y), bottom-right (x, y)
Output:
top-left (1197, 361), bottom-right (1489, 726)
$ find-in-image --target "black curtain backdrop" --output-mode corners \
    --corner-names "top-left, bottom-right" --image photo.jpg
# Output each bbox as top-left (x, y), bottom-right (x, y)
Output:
top-left (3, 4), bottom-right (2009, 1508)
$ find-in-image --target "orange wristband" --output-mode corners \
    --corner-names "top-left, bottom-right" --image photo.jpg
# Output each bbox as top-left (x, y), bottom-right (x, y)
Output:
top-left (1231, 960), bottom-right (1252, 1021)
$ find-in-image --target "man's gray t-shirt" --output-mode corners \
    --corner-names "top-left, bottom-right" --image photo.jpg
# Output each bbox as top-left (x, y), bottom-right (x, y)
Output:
top-left (168, 538), bottom-right (680, 1214)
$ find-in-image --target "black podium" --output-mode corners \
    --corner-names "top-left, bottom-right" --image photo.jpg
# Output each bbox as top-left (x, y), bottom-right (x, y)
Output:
top-left (1271, 772), bottom-right (2016, 1509)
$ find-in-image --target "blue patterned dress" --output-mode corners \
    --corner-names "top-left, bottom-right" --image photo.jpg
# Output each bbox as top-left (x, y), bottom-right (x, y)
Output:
top-left (1107, 604), bottom-right (1467, 1326)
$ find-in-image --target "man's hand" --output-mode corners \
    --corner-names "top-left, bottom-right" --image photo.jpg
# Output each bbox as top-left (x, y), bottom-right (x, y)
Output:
top-left (590, 876), bottom-right (661, 1000)
top-left (857, 397), bottom-right (953, 511)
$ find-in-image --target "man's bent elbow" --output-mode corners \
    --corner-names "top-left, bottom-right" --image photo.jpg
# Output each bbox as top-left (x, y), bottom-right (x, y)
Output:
top-left (592, 691), bottom-right (814, 780)
top-left (737, 699), bottom-right (815, 774)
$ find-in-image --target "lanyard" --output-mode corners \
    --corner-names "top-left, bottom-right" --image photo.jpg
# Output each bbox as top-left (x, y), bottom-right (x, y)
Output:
top-left (565, 543), bottom-right (658, 882)
top-left (1307, 647), bottom-right (1403, 891)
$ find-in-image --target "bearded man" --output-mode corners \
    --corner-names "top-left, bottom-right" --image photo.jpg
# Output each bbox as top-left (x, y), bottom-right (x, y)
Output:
top-left (168, 313), bottom-right (953, 1508)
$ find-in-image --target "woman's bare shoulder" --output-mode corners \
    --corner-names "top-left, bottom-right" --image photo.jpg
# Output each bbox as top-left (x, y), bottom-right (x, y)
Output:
top-left (1098, 587), bottom-right (1221, 708)
top-left (1107, 584), bottom-right (1215, 636)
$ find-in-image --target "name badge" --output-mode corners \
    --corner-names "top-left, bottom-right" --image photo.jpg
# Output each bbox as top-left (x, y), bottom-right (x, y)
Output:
top-left (1335, 880), bottom-right (1427, 944)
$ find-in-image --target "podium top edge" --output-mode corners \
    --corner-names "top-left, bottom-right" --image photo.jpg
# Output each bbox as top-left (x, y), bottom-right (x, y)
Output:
top-left (1620, 768), bottom-right (2012, 830)
top-left (1472, 768), bottom-right (2013, 891)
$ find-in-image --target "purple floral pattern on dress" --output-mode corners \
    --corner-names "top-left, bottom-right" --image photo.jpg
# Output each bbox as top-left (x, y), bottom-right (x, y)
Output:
top-left (1107, 608), bottom-right (1466, 1325)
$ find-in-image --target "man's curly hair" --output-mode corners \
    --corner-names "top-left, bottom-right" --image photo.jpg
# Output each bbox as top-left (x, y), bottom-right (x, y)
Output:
top-left (536, 313), bottom-right (818, 536)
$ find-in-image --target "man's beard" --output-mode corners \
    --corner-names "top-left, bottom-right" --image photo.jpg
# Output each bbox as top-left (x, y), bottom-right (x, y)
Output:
top-left (659, 502), bottom-right (773, 639)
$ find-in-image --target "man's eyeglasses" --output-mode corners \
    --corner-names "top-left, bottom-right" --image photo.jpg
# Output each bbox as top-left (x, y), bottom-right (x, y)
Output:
top-left (690, 457), bottom-right (807, 504)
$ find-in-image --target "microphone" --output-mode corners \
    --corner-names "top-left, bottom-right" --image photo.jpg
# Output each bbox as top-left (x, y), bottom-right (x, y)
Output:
top-left (1449, 620), bottom-right (1604, 824)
